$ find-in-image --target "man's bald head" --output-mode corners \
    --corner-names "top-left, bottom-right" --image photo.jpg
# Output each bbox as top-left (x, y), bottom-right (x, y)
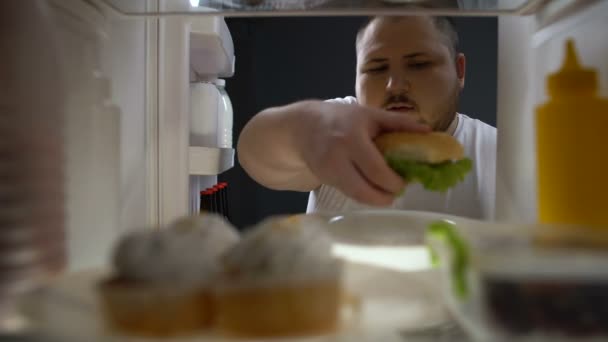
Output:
top-left (356, 16), bottom-right (459, 58)
top-left (354, 15), bottom-right (466, 132)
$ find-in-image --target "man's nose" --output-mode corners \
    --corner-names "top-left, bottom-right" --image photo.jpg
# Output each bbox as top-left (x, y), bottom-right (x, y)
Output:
top-left (386, 71), bottom-right (410, 93)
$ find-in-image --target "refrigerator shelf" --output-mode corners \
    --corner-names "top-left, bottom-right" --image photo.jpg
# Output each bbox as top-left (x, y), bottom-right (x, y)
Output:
top-left (95, 0), bottom-right (547, 17)
top-left (17, 265), bottom-right (465, 341)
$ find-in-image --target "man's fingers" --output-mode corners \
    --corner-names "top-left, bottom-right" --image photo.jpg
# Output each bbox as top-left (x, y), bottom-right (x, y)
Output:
top-left (328, 160), bottom-right (395, 207)
top-left (351, 136), bottom-right (405, 195)
top-left (373, 110), bottom-right (431, 134)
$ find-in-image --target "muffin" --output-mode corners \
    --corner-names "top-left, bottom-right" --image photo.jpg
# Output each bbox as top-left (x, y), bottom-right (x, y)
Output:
top-left (98, 213), bottom-right (239, 337)
top-left (214, 215), bottom-right (343, 338)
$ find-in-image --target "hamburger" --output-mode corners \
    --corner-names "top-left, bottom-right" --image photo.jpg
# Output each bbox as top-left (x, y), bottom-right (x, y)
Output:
top-left (374, 132), bottom-right (472, 192)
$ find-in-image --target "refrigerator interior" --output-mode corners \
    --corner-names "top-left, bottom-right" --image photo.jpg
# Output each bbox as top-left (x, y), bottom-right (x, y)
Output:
top-left (3, 0), bottom-right (608, 339)
top-left (48, 0), bottom-right (607, 272)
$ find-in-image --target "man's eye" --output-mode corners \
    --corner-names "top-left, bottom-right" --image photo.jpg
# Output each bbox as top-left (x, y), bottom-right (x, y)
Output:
top-left (409, 61), bottom-right (432, 69)
top-left (364, 65), bottom-right (388, 73)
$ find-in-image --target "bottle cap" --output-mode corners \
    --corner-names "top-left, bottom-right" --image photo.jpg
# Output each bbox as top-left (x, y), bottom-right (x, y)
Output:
top-left (548, 39), bottom-right (597, 98)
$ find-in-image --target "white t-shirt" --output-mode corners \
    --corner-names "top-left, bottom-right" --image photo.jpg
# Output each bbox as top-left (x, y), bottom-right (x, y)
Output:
top-left (306, 96), bottom-right (497, 220)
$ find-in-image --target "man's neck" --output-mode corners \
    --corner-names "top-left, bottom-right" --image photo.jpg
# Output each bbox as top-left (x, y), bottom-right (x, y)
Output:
top-left (446, 113), bottom-right (459, 136)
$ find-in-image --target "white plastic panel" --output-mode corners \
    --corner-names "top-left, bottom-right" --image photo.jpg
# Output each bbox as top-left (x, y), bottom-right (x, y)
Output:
top-left (190, 16), bottom-right (235, 78)
top-left (157, 13), bottom-right (191, 226)
top-left (495, 15), bottom-right (537, 222)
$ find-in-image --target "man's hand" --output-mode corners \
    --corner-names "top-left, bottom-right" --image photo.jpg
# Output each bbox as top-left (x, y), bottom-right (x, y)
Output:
top-left (294, 101), bottom-right (429, 205)
top-left (238, 100), bottom-right (430, 206)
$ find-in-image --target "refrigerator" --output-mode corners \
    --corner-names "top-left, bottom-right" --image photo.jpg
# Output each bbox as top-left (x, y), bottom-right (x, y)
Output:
top-left (2, 0), bottom-right (608, 339)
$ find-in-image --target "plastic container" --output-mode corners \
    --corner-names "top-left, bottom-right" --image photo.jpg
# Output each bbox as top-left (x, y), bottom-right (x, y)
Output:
top-left (190, 81), bottom-right (221, 147)
top-left (427, 219), bottom-right (608, 341)
top-left (214, 79), bottom-right (233, 148)
top-left (190, 79), bottom-right (232, 148)
top-left (536, 39), bottom-right (608, 229)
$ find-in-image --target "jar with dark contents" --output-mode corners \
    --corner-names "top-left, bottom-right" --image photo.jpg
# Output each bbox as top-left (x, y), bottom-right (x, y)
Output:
top-left (427, 220), bottom-right (608, 341)
top-left (484, 275), bottom-right (608, 338)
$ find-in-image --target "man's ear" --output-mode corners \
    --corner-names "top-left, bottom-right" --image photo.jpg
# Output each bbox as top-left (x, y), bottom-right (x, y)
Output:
top-left (456, 53), bottom-right (466, 89)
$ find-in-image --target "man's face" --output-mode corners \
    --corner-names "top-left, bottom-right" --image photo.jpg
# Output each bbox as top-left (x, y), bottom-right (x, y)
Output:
top-left (356, 17), bottom-right (465, 131)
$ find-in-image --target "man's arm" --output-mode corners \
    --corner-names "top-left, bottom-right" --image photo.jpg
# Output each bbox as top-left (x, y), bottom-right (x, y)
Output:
top-left (237, 100), bottom-right (430, 206)
top-left (237, 100), bottom-right (321, 192)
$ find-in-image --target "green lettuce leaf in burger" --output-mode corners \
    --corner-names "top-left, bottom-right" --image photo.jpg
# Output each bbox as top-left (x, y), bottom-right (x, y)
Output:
top-left (374, 132), bottom-right (472, 192)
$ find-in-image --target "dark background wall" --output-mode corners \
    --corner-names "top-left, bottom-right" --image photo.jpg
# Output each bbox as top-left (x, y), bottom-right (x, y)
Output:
top-left (220, 16), bottom-right (497, 230)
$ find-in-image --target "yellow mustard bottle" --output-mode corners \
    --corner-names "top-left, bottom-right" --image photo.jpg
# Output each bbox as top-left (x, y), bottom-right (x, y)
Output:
top-left (536, 39), bottom-right (608, 228)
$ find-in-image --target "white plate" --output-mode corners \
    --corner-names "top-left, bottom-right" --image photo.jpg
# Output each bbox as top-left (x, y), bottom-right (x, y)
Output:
top-left (16, 210), bottom-right (475, 341)
top-left (18, 266), bottom-right (455, 342)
